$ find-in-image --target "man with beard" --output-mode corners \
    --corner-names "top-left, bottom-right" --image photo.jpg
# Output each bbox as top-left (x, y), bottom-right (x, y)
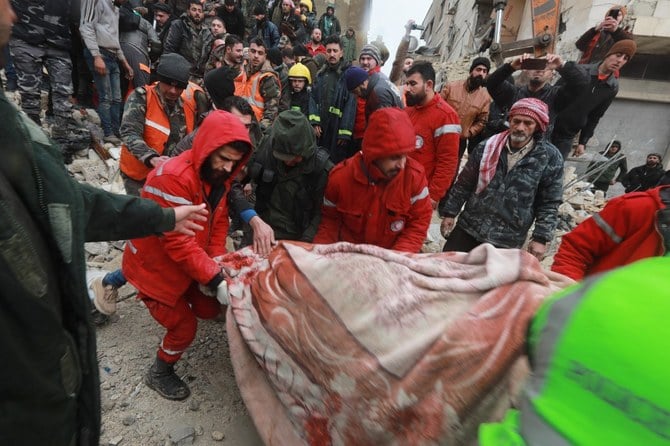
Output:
top-left (80, 0), bottom-right (135, 144)
top-left (123, 111), bottom-right (253, 401)
top-left (317, 3), bottom-right (340, 37)
top-left (441, 57), bottom-right (491, 158)
top-left (306, 27), bottom-right (326, 56)
top-left (221, 34), bottom-right (244, 69)
top-left (154, 3), bottom-right (174, 47)
top-left (164, 0), bottom-right (214, 82)
top-left (552, 39), bottom-right (636, 158)
top-left (486, 53), bottom-right (588, 148)
top-left (622, 153), bottom-right (665, 193)
top-left (314, 108), bottom-right (432, 253)
top-left (405, 61), bottom-right (461, 209)
top-left (439, 98), bottom-right (563, 260)
top-left (234, 37), bottom-right (281, 129)
top-left (310, 35), bottom-right (356, 162)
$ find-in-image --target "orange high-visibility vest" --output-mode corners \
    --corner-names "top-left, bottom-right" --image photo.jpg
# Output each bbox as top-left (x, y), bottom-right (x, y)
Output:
top-left (234, 67), bottom-right (278, 121)
top-left (120, 82), bottom-right (200, 181)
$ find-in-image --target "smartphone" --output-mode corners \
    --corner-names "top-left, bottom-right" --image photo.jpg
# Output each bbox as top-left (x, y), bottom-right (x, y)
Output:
top-left (608, 9), bottom-right (620, 19)
top-left (520, 58), bottom-right (548, 70)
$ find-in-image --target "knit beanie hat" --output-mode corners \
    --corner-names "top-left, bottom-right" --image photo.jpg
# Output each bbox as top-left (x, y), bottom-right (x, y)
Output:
top-left (509, 97), bottom-right (550, 133)
top-left (649, 152), bottom-right (663, 161)
top-left (224, 0), bottom-right (236, 5)
top-left (605, 39), bottom-right (637, 59)
top-left (156, 53), bottom-right (191, 89)
top-left (344, 66), bottom-right (368, 91)
top-left (267, 47), bottom-right (282, 66)
top-left (469, 56), bottom-right (491, 72)
top-left (253, 4), bottom-right (266, 15)
top-left (359, 44), bottom-right (381, 66)
top-left (204, 66), bottom-right (237, 109)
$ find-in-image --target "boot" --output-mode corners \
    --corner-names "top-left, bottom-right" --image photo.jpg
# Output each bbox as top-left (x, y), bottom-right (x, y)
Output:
top-left (144, 356), bottom-right (190, 400)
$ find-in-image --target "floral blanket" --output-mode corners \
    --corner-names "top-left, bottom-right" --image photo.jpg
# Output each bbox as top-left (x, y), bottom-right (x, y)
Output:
top-left (221, 242), bottom-right (573, 445)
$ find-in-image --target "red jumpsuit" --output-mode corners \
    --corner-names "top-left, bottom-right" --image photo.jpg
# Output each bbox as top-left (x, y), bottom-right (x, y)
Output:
top-left (314, 108), bottom-right (432, 252)
top-left (123, 111), bottom-right (252, 363)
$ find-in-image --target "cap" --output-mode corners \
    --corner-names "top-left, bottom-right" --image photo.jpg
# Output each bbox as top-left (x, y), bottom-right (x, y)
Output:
top-left (204, 66), bottom-right (237, 109)
top-left (344, 66), bottom-right (368, 91)
top-left (605, 39), bottom-right (636, 60)
top-left (509, 97), bottom-right (550, 133)
top-left (469, 56), bottom-right (491, 72)
top-left (156, 53), bottom-right (191, 89)
top-left (359, 44), bottom-right (381, 65)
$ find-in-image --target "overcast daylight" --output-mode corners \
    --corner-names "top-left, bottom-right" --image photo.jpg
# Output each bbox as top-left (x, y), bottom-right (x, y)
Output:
top-left (368, 0), bottom-right (433, 74)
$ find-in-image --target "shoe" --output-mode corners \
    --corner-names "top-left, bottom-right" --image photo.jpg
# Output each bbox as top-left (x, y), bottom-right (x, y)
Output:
top-left (90, 276), bottom-right (118, 316)
top-left (91, 308), bottom-right (110, 326)
top-left (145, 357), bottom-right (191, 400)
top-left (103, 134), bottom-right (122, 145)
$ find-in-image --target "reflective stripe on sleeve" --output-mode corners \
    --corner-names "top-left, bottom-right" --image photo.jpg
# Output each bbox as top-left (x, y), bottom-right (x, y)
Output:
top-left (323, 197), bottom-right (337, 207)
top-left (410, 186), bottom-right (429, 205)
top-left (143, 185), bottom-right (194, 205)
top-left (593, 213), bottom-right (623, 244)
top-left (434, 124), bottom-right (462, 138)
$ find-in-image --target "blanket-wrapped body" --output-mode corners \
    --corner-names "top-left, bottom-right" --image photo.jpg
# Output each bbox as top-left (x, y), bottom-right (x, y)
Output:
top-left (222, 242), bottom-right (573, 445)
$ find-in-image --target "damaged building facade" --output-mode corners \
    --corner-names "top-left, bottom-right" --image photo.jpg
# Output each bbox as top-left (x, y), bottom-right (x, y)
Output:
top-left (419, 0), bottom-right (670, 168)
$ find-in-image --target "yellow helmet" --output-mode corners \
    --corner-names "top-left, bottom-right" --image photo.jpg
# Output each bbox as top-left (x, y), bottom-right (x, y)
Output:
top-left (288, 63), bottom-right (312, 85)
top-left (299, 0), bottom-right (312, 12)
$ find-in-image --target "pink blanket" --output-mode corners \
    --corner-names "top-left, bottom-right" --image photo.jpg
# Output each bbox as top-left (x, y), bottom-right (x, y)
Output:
top-left (222, 242), bottom-right (573, 445)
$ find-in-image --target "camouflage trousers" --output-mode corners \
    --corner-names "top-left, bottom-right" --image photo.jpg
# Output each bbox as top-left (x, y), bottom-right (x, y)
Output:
top-left (8, 38), bottom-right (73, 121)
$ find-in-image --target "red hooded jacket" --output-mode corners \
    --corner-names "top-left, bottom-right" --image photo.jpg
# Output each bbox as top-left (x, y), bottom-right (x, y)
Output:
top-left (122, 111), bottom-right (252, 306)
top-left (406, 93), bottom-right (461, 202)
top-left (314, 108), bottom-right (432, 252)
top-left (552, 186), bottom-right (669, 280)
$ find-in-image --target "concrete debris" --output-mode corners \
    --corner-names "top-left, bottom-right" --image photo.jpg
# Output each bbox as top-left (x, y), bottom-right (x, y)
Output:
top-left (211, 431), bottom-right (225, 441)
top-left (108, 435), bottom-right (124, 446)
top-left (168, 425), bottom-right (196, 446)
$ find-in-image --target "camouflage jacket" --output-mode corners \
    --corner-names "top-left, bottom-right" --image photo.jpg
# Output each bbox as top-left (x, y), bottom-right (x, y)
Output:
top-left (440, 136), bottom-right (564, 248)
top-left (11, 0), bottom-right (78, 50)
top-left (120, 86), bottom-right (192, 166)
top-left (163, 14), bottom-right (214, 77)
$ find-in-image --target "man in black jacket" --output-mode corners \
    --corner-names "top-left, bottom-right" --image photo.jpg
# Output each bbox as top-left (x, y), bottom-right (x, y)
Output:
top-left (486, 52), bottom-right (589, 147)
top-left (552, 39), bottom-right (636, 158)
top-left (163, 0), bottom-right (214, 81)
top-left (622, 153), bottom-right (665, 193)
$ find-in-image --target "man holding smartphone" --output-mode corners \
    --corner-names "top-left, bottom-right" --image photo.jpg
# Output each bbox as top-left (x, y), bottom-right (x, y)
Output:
top-left (576, 5), bottom-right (633, 64)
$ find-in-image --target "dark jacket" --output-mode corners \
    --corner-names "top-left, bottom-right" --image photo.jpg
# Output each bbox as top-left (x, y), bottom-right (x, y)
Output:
top-left (576, 26), bottom-right (634, 64)
top-left (622, 163), bottom-right (665, 193)
top-left (280, 86), bottom-right (318, 119)
top-left (251, 18), bottom-right (280, 49)
top-left (440, 136), bottom-right (564, 248)
top-left (486, 61), bottom-right (589, 135)
top-left (248, 137), bottom-right (332, 241)
top-left (10, 0), bottom-right (79, 51)
top-left (364, 71), bottom-right (404, 119)
top-left (552, 64), bottom-right (619, 145)
top-left (0, 93), bottom-right (174, 446)
top-left (317, 13), bottom-right (341, 37)
top-left (163, 13), bottom-right (214, 77)
top-left (311, 59), bottom-right (356, 155)
top-left (218, 6), bottom-right (245, 39)
top-left (587, 150), bottom-right (627, 185)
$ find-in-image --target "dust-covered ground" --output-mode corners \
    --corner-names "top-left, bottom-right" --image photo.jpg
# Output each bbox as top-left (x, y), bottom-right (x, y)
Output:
top-left (95, 286), bottom-right (264, 446)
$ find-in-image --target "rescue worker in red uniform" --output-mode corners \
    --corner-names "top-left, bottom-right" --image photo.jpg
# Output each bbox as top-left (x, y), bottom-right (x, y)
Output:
top-left (313, 107), bottom-right (432, 253)
top-left (122, 110), bottom-right (252, 400)
top-left (404, 60), bottom-right (461, 209)
top-left (552, 184), bottom-right (670, 280)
